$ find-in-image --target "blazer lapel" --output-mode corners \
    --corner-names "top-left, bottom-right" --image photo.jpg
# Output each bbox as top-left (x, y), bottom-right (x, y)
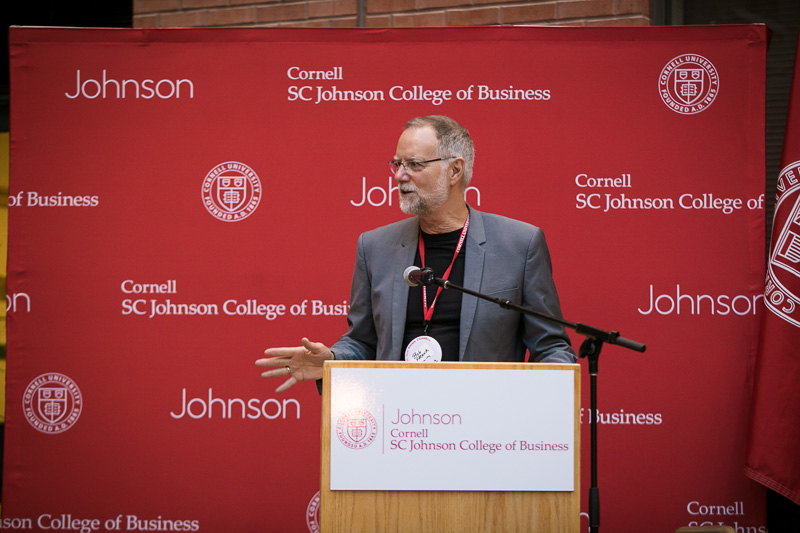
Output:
top-left (389, 217), bottom-right (420, 359)
top-left (460, 208), bottom-right (486, 360)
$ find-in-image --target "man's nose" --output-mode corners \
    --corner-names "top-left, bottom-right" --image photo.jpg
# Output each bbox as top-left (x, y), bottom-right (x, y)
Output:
top-left (394, 168), bottom-right (411, 182)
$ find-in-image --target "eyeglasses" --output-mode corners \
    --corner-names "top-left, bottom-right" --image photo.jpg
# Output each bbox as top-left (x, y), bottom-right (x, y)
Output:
top-left (389, 157), bottom-right (455, 175)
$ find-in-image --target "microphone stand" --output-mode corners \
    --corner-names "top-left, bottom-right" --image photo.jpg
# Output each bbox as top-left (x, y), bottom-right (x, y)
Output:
top-left (419, 270), bottom-right (646, 533)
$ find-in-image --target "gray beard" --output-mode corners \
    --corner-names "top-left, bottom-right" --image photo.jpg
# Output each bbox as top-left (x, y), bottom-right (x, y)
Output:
top-left (398, 170), bottom-right (449, 216)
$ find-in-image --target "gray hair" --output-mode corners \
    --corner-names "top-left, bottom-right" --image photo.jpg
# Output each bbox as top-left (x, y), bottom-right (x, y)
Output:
top-left (405, 115), bottom-right (475, 185)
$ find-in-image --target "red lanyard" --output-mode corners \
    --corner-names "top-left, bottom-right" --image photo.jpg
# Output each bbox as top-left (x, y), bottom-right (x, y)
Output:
top-left (418, 214), bottom-right (470, 334)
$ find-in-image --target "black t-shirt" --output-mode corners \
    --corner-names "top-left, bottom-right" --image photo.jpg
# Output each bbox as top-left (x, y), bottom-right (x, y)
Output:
top-left (401, 227), bottom-right (466, 361)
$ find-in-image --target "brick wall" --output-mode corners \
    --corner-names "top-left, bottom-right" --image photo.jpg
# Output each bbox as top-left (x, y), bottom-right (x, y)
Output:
top-left (133, 0), bottom-right (652, 28)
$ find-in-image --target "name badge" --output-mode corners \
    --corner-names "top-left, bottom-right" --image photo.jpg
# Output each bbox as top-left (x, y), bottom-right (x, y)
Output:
top-left (405, 336), bottom-right (443, 362)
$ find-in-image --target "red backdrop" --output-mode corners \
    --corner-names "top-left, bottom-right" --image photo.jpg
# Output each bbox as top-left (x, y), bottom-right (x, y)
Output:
top-left (5, 26), bottom-right (767, 531)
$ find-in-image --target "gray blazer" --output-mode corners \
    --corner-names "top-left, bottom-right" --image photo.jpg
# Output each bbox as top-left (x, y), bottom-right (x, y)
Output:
top-left (331, 207), bottom-right (576, 363)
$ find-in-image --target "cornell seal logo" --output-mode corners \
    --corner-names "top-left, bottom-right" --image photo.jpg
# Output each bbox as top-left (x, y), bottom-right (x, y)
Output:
top-left (765, 160), bottom-right (800, 328)
top-left (201, 161), bottom-right (262, 222)
top-left (659, 54), bottom-right (719, 115)
top-left (306, 491), bottom-right (320, 532)
top-left (23, 373), bottom-right (83, 434)
top-left (336, 408), bottom-right (378, 449)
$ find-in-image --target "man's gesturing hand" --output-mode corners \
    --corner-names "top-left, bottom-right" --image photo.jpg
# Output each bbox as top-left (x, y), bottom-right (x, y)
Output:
top-left (256, 338), bottom-right (334, 393)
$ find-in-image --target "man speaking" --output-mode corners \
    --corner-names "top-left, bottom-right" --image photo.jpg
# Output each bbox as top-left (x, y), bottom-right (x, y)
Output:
top-left (257, 115), bottom-right (575, 392)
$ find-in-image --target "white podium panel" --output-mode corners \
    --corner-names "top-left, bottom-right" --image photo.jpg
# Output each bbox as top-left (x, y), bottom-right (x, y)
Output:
top-left (328, 363), bottom-right (576, 491)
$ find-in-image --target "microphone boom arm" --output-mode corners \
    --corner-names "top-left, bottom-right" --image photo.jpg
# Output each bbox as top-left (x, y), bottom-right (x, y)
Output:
top-left (434, 277), bottom-right (645, 353)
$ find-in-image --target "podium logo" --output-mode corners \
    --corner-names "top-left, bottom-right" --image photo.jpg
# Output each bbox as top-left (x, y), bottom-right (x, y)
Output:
top-left (23, 373), bottom-right (83, 434)
top-left (336, 408), bottom-right (378, 450)
top-left (765, 160), bottom-right (800, 327)
top-left (202, 162), bottom-right (262, 222)
top-left (659, 54), bottom-right (719, 115)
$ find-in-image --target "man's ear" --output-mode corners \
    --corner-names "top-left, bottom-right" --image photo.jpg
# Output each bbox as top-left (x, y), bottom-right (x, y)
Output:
top-left (449, 157), bottom-right (465, 186)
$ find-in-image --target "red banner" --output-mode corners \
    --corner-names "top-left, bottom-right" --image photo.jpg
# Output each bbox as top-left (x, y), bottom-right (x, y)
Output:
top-left (6, 26), bottom-right (767, 531)
top-left (746, 33), bottom-right (800, 507)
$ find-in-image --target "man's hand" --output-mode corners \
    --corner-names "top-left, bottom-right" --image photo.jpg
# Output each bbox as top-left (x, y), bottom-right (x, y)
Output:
top-left (256, 338), bottom-right (334, 393)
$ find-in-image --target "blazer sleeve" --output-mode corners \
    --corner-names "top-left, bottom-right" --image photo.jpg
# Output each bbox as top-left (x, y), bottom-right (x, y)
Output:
top-left (329, 233), bottom-right (378, 360)
top-left (522, 228), bottom-right (577, 363)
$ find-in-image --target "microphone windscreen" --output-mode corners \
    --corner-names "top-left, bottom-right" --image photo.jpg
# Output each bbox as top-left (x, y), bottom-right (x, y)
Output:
top-left (403, 265), bottom-right (421, 287)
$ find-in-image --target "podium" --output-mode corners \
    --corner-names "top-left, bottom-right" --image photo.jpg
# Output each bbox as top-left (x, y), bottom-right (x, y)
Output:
top-left (320, 361), bottom-right (580, 532)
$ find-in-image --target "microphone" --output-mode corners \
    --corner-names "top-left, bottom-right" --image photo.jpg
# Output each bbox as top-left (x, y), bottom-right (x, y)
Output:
top-left (403, 266), bottom-right (435, 287)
